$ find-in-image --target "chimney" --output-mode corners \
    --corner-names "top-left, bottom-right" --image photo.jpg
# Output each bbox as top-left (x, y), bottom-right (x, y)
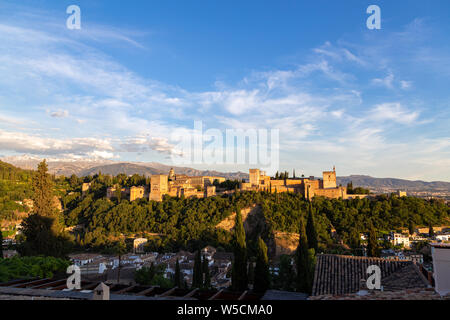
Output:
top-left (92, 282), bottom-right (110, 300)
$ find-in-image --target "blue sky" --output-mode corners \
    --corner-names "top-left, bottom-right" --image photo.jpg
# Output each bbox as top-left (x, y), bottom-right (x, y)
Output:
top-left (0, 0), bottom-right (449, 180)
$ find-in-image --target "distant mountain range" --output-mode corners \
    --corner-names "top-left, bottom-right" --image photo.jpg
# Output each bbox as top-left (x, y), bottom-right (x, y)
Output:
top-left (1, 155), bottom-right (449, 194)
top-left (337, 175), bottom-right (450, 193)
top-left (0, 155), bottom-right (248, 180)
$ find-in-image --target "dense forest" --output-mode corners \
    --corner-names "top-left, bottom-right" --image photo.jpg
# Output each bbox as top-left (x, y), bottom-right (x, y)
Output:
top-left (0, 161), bottom-right (33, 223)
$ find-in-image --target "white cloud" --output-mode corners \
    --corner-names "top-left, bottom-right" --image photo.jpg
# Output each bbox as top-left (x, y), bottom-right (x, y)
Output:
top-left (0, 129), bottom-right (115, 159)
top-left (370, 103), bottom-right (420, 125)
top-left (400, 80), bottom-right (413, 89)
top-left (313, 41), bottom-right (366, 66)
top-left (223, 89), bottom-right (260, 115)
top-left (50, 110), bottom-right (69, 118)
top-left (372, 72), bottom-right (395, 89)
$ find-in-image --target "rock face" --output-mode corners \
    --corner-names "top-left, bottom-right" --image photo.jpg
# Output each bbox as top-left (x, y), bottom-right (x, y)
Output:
top-left (216, 205), bottom-right (299, 259)
top-left (272, 232), bottom-right (300, 258)
top-left (216, 205), bottom-right (264, 235)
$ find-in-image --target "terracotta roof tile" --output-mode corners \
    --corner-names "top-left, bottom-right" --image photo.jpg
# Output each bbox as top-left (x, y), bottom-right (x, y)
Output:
top-left (312, 254), bottom-right (429, 296)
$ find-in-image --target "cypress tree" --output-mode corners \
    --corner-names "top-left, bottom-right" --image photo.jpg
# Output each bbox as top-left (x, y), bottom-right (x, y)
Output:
top-left (192, 250), bottom-right (202, 288)
top-left (0, 230), bottom-right (3, 259)
top-left (278, 255), bottom-right (294, 291)
top-left (408, 220), bottom-right (416, 235)
top-left (32, 160), bottom-right (56, 219)
top-left (114, 240), bottom-right (127, 284)
top-left (19, 160), bottom-right (68, 257)
top-left (149, 262), bottom-right (156, 280)
top-left (202, 255), bottom-right (211, 289)
top-left (247, 260), bottom-right (255, 285)
top-left (429, 224), bottom-right (435, 238)
top-left (347, 181), bottom-right (354, 194)
top-left (296, 219), bottom-right (314, 293)
top-left (115, 186), bottom-right (122, 202)
top-left (306, 204), bottom-right (319, 253)
top-left (367, 226), bottom-right (379, 257)
top-left (231, 207), bottom-right (248, 291)
top-left (253, 237), bottom-right (270, 293)
top-left (175, 259), bottom-right (182, 288)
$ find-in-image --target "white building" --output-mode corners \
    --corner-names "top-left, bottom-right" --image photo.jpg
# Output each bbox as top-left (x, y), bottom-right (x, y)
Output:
top-left (69, 253), bottom-right (103, 266)
top-left (389, 232), bottom-right (410, 249)
top-left (436, 234), bottom-right (450, 242)
top-left (133, 238), bottom-right (148, 253)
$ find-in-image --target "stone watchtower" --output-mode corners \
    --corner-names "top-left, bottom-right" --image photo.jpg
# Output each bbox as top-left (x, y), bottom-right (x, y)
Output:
top-left (249, 169), bottom-right (261, 186)
top-left (322, 166), bottom-right (337, 189)
top-left (149, 175), bottom-right (169, 202)
top-left (169, 168), bottom-right (175, 181)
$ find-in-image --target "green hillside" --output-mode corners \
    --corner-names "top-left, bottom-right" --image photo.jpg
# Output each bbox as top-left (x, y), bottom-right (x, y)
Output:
top-left (0, 161), bottom-right (33, 223)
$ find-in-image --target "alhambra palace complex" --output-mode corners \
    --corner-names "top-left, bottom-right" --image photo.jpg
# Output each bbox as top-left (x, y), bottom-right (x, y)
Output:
top-left (241, 167), bottom-right (367, 200)
top-left (100, 167), bottom-right (367, 202)
top-left (105, 168), bottom-right (226, 202)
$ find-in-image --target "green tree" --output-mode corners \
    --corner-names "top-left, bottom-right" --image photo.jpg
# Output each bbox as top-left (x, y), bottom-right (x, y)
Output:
top-left (18, 160), bottom-right (70, 257)
top-left (113, 240), bottom-right (127, 284)
top-left (367, 226), bottom-right (379, 257)
top-left (247, 260), bottom-right (255, 285)
top-left (69, 174), bottom-right (79, 188)
top-left (0, 231), bottom-right (3, 259)
top-left (231, 207), bottom-right (248, 291)
top-left (296, 219), bottom-right (314, 294)
top-left (306, 204), bottom-right (318, 253)
top-left (32, 161), bottom-right (57, 221)
top-left (192, 250), bottom-right (202, 288)
top-left (429, 224), bottom-right (435, 238)
top-left (202, 255), bottom-right (211, 289)
top-left (115, 187), bottom-right (122, 202)
top-left (175, 259), bottom-right (182, 288)
top-left (347, 182), bottom-right (354, 194)
top-left (348, 227), bottom-right (361, 250)
top-left (253, 237), bottom-right (270, 293)
top-left (408, 220), bottom-right (416, 235)
top-left (277, 255), bottom-right (294, 291)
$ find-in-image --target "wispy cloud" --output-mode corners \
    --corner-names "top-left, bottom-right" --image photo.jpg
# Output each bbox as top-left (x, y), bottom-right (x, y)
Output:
top-left (369, 103), bottom-right (420, 125)
top-left (49, 110), bottom-right (69, 118)
top-left (0, 129), bottom-right (115, 159)
top-left (372, 72), bottom-right (395, 89)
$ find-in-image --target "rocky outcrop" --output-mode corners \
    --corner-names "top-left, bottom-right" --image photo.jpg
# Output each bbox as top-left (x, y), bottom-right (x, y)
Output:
top-left (216, 205), bottom-right (300, 259)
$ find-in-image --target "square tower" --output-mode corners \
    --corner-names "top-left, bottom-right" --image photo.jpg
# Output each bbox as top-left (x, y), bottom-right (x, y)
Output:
top-left (150, 175), bottom-right (168, 201)
top-left (249, 169), bottom-right (261, 186)
top-left (130, 186), bottom-right (145, 202)
top-left (322, 168), bottom-right (337, 189)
